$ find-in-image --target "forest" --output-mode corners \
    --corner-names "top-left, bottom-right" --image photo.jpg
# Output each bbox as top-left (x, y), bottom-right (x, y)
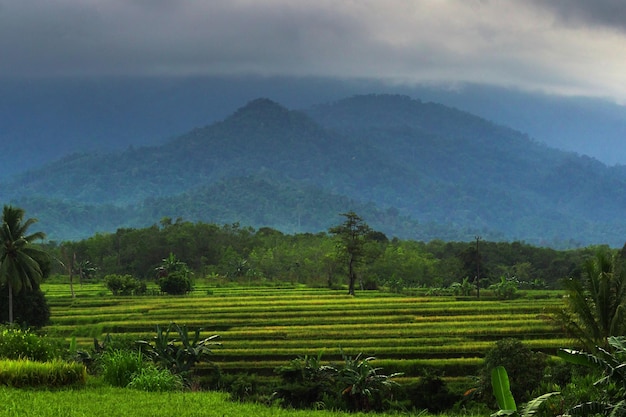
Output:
top-left (46, 215), bottom-right (597, 291)
top-left (4, 95), bottom-right (626, 246)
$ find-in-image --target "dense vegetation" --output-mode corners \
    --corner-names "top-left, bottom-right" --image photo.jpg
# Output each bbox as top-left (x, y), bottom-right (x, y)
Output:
top-left (46, 219), bottom-right (595, 290)
top-left (1, 203), bottom-right (626, 415)
top-left (4, 95), bottom-right (626, 246)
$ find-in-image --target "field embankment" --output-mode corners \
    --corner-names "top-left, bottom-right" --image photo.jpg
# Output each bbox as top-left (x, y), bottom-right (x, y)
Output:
top-left (43, 283), bottom-right (568, 387)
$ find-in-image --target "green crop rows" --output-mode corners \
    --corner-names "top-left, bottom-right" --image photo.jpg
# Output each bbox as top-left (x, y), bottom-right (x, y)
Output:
top-left (43, 284), bottom-right (567, 383)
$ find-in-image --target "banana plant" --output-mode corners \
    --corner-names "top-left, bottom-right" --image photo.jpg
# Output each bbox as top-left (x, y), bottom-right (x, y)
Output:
top-left (558, 336), bottom-right (626, 416)
top-left (137, 322), bottom-right (220, 377)
top-left (491, 365), bottom-right (559, 417)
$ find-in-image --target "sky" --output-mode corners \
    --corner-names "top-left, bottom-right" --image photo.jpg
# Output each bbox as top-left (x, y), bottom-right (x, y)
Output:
top-left (2, 0), bottom-right (626, 104)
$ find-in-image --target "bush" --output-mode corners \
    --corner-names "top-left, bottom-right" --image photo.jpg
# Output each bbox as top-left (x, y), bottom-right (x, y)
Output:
top-left (274, 353), bottom-right (401, 412)
top-left (137, 323), bottom-right (219, 382)
top-left (399, 370), bottom-right (459, 413)
top-left (0, 358), bottom-right (87, 387)
top-left (104, 274), bottom-right (146, 296)
top-left (274, 354), bottom-right (338, 409)
top-left (0, 285), bottom-right (50, 328)
top-left (99, 350), bottom-right (147, 387)
top-left (0, 327), bottom-right (61, 361)
top-left (220, 373), bottom-right (268, 402)
top-left (478, 338), bottom-right (546, 404)
top-left (489, 277), bottom-right (519, 300)
top-left (127, 366), bottom-right (184, 392)
top-left (157, 271), bottom-right (193, 295)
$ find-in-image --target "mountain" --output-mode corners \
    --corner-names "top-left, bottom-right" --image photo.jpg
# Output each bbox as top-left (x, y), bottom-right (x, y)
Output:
top-left (2, 94), bottom-right (626, 247)
top-left (4, 77), bottom-right (626, 181)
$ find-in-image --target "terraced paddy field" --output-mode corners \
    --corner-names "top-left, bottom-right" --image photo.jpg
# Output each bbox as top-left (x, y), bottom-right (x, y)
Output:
top-left (42, 283), bottom-right (568, 388)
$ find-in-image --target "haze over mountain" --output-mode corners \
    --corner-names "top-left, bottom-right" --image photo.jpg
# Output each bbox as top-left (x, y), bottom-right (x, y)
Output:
top-left (3, 77), bottom-right (626, 181)
top-left (2, 94), bottom-right (626, 248)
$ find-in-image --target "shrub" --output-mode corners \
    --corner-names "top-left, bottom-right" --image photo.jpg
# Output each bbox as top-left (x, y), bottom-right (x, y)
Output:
top-left (489, 276), bottom-right (519, 300)
top-left (127, 366), bottom-right (184, 392)
top-left (104, 274), bottom-right (146, 296)
top-left (157, 271), bottom-right (193, 295)
top-left (0, 327), bottom-right (61, 361)
top-left (220, 373), bottom-right (267, 402)
top-left (137, 323), bottom-right (219, 381)
top-left (274, 352), bottom-right (401, 412)
top-left (399, 370), bottom-right (459, 413)
top-left (0, 285), bottom-right (50, 328)
top-left (0, 358), bottom-right (87, 387)
top-left (99, 350), bottom-right (147, 387)
top-left (338, 353), bottom-right (401, 412)
top-left (274, 353), bottom-right (338, 409)
top-left (478, 338), bottom-right (546, 404)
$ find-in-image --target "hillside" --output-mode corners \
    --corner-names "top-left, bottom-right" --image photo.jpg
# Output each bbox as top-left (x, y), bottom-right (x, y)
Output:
top-left (2, 94), bottom-right (626, 247)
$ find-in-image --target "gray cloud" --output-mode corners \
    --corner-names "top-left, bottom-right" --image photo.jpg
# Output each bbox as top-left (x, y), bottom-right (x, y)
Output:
top-left (1, 1), bottom-right (625, 103)
top-left (530, 0), bottom-right (626, 32)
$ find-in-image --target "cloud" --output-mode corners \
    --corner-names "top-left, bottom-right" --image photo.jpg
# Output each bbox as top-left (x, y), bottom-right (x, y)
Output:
top-left (530, 0), bottom-right (626, 32)
top-left (1, 0), bottom-right (626, 102)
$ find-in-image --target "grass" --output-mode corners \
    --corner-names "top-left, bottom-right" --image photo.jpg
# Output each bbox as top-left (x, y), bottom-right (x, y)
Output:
top-left (41, 282), bottom-right (568, 385)
top-left (0, 385), bottom-right (480, 417)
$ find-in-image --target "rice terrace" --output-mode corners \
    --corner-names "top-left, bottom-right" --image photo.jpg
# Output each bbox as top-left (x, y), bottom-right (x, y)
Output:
top-left (35, 280), bottom-right (571, 416)
top-left (0, 204), bottom-right (624, 417)
top-left (44, 283), bottom-right (566, 381)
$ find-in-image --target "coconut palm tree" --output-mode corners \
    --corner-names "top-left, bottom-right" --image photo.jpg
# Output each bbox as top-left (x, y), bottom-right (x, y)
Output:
top-left (0, 205), bottom-right (47, 324)
top-left (560, 248), bottom-right (626, 351)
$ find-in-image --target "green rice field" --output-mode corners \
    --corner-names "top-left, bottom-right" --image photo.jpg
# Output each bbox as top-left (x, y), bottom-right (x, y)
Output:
top-left (42, 282), bottom-right (569, 387)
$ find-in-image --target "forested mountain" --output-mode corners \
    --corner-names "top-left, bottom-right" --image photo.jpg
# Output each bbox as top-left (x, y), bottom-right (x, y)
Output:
top-left (2, 94), bottom-right (626, 247)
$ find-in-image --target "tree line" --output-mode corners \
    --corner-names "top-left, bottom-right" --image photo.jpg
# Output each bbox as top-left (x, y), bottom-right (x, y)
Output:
top-left (46, 213), bottom-right (598, 291)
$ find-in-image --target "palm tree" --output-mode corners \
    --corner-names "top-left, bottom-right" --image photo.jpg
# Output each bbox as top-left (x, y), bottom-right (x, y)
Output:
top-left (560, 248), bottom-right (626, 351)
top-left (0, 205), bottom-right (47, 324)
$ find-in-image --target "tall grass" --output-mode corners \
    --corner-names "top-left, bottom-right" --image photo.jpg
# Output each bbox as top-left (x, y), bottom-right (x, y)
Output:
top-left (98, 350), bottom-right (146, 387)
top-left (0, 386), bottom-right (480, 417)
top-left (0, 359), bottom-right (86, 387)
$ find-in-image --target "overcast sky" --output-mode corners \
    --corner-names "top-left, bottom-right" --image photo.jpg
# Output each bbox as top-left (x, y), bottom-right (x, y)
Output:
top-left (2, 0), bottom-right (626, 103)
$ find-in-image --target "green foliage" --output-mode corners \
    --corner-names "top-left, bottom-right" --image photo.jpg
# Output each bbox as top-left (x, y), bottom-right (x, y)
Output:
top-left (0, 205), bottom-right (49, 324)
top-left (338, 353), bottom-right (401, 412)
top-left (274, 353), bottom-right (338, 409)
top-left (492, 366), bottom-right (517, 413)
top-left (490, 365), bottom-right (559, 417)
top-left (0, 284), bottom-right (50, 328)
top-left (157, 272), bottom-right (192, 295)
top-left (489, 277), bottom-right (519, 300)
top-left (450, 277), bottom-right (476, 296)
top-left (397, 370), bottom-right (459, 413)
top-left (99, 350), bottom-right (147, 387)
top-left (329, 212), bottom-right (375, 295)
top-left (104, 274), bottom-right (147, 296)
top-left (220, 373), bottom-right (266, 403)
top-left (479, 339), bottom-right (546, 404)
top-left (0, 358), bottom-right (86, 388)
top-left (558, 336), bottom-right (626, 417)
top-left (559, 248), bottom-right (626, 352)
top-left (0, 386), bottom-right (423, 417)
top-left (0, 327), bottom-right (61, 362)
top-left (126, 366), bottom-right (184, 392)
top-left (44, 217), bottom-right (591, 291)
top-left (156, 253), bottom-right (193, 295)
top-left (137, 323), bottom-right (220, 380)
top-left (274, 352), bottom-right (400, 412)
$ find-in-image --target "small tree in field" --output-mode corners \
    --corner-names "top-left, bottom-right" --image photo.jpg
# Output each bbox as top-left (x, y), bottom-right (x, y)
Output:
top-left (329, 212), bottom-right (372, 296)
top-left (156, 253), bottom-right (193, 295)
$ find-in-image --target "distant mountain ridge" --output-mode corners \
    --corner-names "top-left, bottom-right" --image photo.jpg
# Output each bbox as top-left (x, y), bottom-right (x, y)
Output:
top-left (2, 94), bottom-right (626, 247)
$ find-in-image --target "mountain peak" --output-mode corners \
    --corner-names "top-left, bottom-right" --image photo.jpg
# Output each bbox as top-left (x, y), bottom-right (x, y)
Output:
top-left (229, 98), bottom-right (290, 120)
